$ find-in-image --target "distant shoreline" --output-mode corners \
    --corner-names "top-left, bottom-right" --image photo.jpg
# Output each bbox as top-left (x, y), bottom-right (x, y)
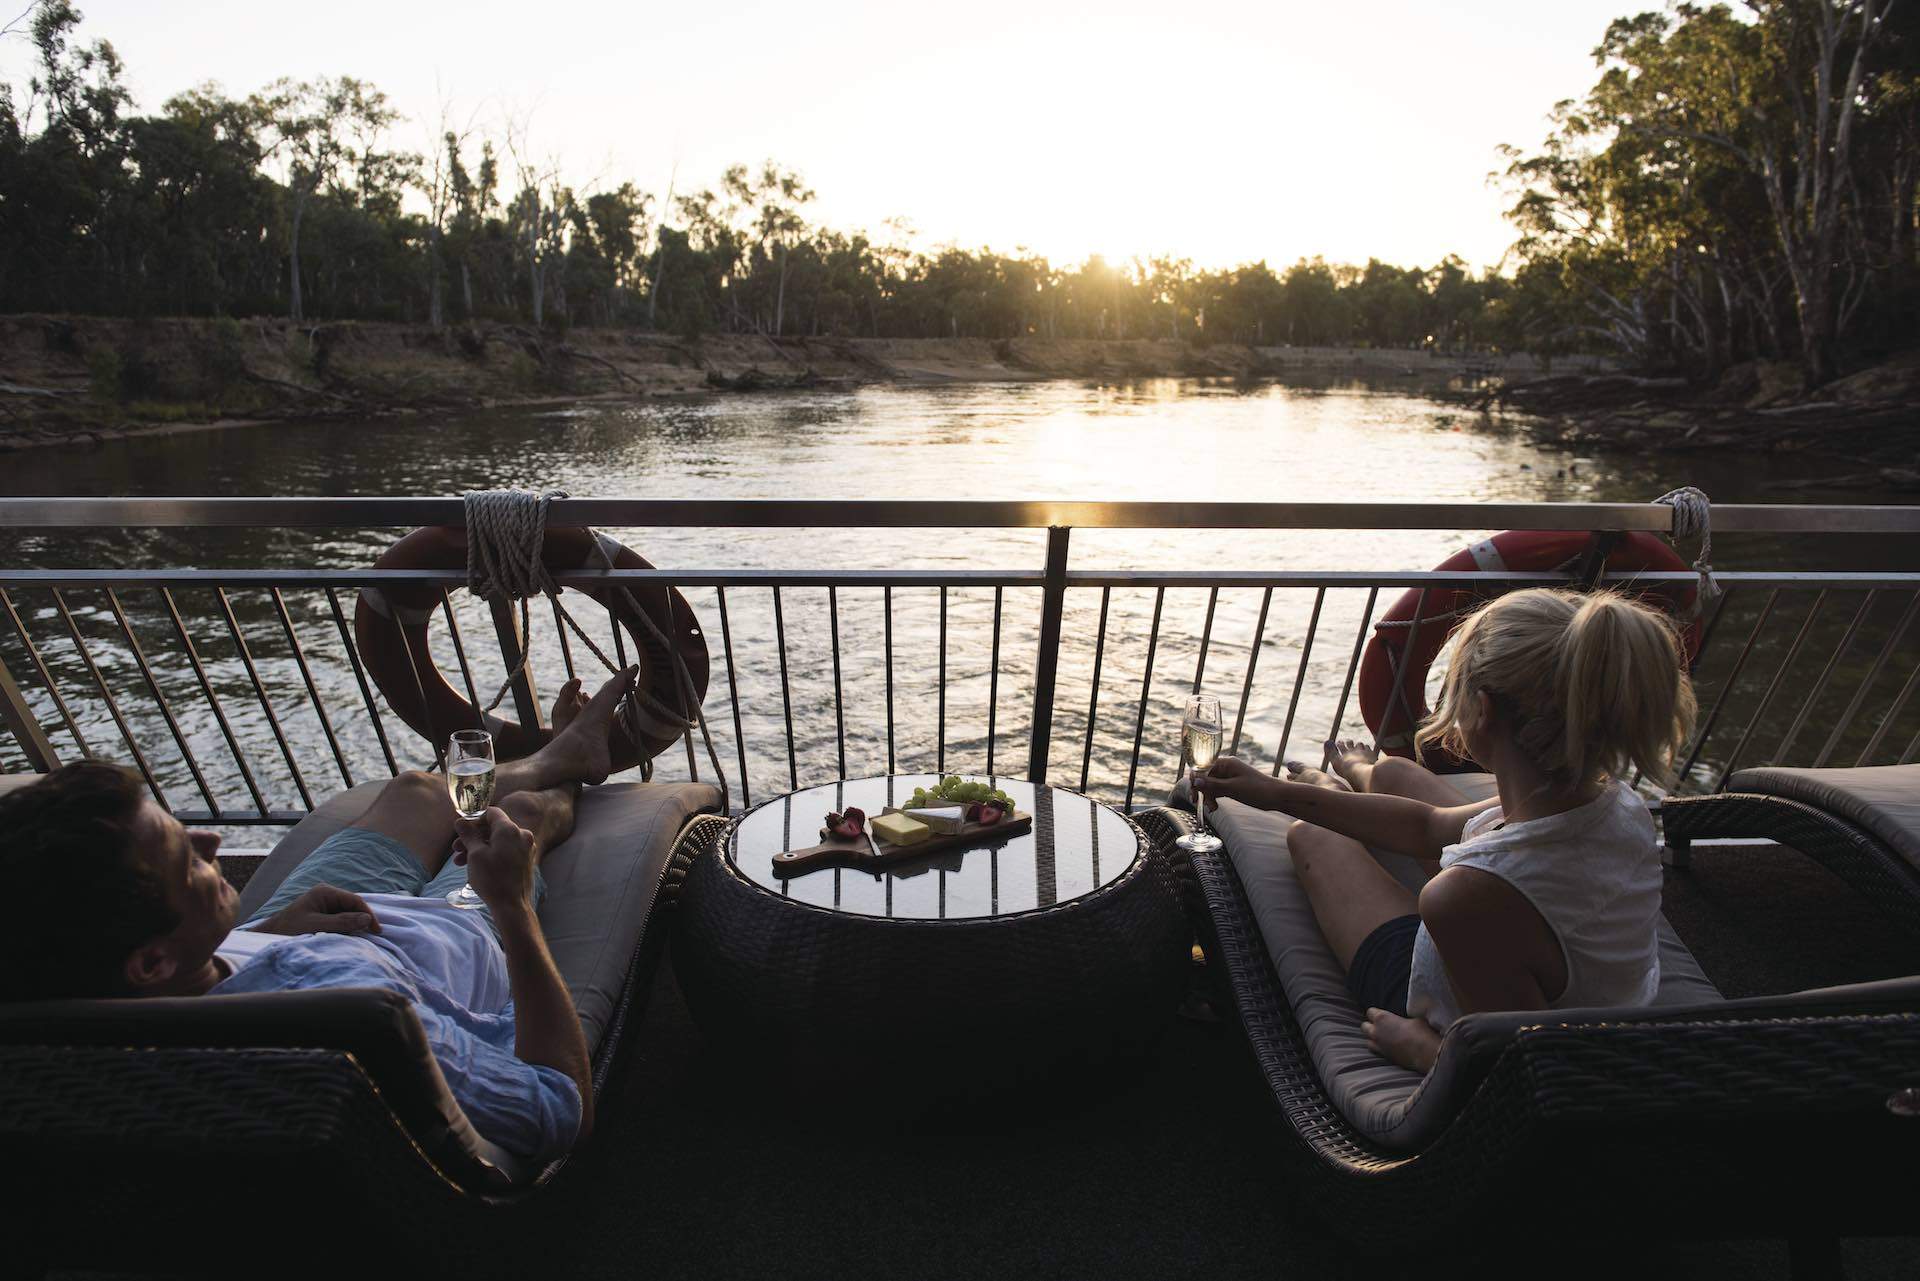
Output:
top-left (0, 315), bottom-right (1604, 451)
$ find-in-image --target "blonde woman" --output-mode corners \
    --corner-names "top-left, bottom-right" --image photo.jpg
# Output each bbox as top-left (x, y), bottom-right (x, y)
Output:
top-left (1196, 588), bottom-right (1697, 1074)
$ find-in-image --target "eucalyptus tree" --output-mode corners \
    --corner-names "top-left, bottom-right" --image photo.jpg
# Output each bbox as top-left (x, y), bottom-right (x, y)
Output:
top-left (257, 76), bottom-right (402, 323)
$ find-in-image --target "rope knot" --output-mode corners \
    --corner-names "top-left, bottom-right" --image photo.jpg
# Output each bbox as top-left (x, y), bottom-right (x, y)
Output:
top-left (1654, 486), bottom-right (1719, 613)
top-left (464, 488), bottom-right (569, 602)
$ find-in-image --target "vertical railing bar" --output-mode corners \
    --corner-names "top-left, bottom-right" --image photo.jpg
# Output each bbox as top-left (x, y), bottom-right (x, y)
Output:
top-left (487, 598), bottom-right (543, 735)
top-left (157, 587), bottom-right (267, 817)
top-left (773, 586), bottom-right (797, 791)
top-left (829, 586), bottom-right (846, 781)
top-left (0, 646), bottom-right (58, 771)
top-left (1817, 590), bottom-right (1919, 767)
top-left (937, 586), bottom-right (948, 777)
top-left (1319, 587), bottom-right (1378, 771)
top-left (1270, 587), bottom-right (1325, 772)
top-left (1774, 590), bottom-right (1876, 766)
top-left (1673, 588), bottom-right (1769, 785)
top-left (986, 586), bottom-right (1003, 776)
top-left (714, 586), bottom-right (750, 809)
top-left (1079, 587), bottom-right (1111, 795)
top-left (1191, 585), bottom-right (1219, 694)
top-left (1716, 590), bottom-right (1829, 789)
top-left (600, 597), bottom-right (647, 781)
top-left (1228, 586), bottom-right (1274, 758)
top-left (439, 590), bottom-right (486, 729)
top-left (1123, 587), bottom-right (1166, 812)
top-left (107, 588), bottom-right (220, 814)
top-left (271, 588), bottom-right (353, 789)
top-left (1, 587), bottom-right (92, 757)
top-left (1686, 583), bottom-right (1737, 674)
top-left (884, 585), bottom-right (896, 776)
top-left (51, 590), bottom-right (166, 805)
top-left (1027, 526), bottom-right (1072, 784)
top-left (390, 600), bottom-right (446, 770)
top-left (1380, 586), bottom-right (1431, 756)
top-left (663, 581), bottom-right (698, 782)
top-left (214, 587), bottom-right (313, 810)
top-left (1859, 652), bottom-right (1920, 766)
top-left (327, 587), bottom-right (399, 776)
top-left (548, 593), bottom-right (578, 682)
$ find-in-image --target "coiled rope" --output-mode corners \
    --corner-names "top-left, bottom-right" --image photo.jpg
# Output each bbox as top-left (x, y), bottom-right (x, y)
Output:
top-left (463, 488), bottom-right (727, 803)
top-left (1653, 486), bottom-right (1719, 611)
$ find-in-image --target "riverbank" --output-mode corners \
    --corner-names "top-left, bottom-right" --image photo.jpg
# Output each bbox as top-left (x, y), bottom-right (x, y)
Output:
top-left (0, 314), bottom-right (1589, 450)
top-left (1480, 356), bottom-right (1920, 488)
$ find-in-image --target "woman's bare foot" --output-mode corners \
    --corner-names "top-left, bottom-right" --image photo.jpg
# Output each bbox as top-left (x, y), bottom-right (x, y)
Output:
top-left (530, 666), bottom-right (636, 788)
top-left (1283, 760), bottom-right (1351, 791)
top-left (1363, 1006), bottom-right (1442, 1073)
top-left (1326, 739), bottom-right (1381, 792)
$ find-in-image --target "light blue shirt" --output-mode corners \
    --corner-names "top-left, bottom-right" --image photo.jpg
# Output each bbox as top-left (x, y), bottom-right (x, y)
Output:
top-left (211, 893), bottom-right (582, 1164)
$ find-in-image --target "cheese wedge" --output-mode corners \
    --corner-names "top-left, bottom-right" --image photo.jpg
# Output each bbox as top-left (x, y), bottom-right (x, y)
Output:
top-left (871, 812), bottom-right (930, 846)
top-left (905, 806), bottom-right (966, 834)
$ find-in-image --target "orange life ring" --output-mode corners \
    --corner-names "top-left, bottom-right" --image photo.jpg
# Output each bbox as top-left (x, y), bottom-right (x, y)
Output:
top-left (1356, 531), bottom-right (1701, 764)
top-left (354, 526), bottom-right (709, 769)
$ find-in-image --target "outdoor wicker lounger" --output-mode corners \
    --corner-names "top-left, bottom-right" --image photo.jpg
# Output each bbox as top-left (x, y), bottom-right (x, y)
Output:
top-left (1137, 783), bottom-right (1920, 1267)
top-left (1662, 764), bottom-right (1920, 937)
top-left (0, 776), bottom-right (726, 1273)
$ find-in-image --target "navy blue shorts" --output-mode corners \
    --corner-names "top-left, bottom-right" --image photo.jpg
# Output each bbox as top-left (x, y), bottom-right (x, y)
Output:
top-left (1346, 913), bottom-right (1419, 1018)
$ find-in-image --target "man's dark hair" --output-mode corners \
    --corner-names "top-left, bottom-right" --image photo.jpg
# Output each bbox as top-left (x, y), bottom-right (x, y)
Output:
top-left (0, 763), bottom-right (175, 1001)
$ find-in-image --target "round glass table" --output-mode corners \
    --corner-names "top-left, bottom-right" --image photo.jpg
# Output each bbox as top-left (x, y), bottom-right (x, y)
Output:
top-left (730, 775), bottom-right (1139, 920)
top-left (673, 775), bottom-right (1191, 1091)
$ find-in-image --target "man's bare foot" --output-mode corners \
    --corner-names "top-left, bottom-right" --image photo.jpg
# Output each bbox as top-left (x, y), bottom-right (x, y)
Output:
top-left (548, 677), bottom-right (586, 737)
top-left (1363, 1006), bottom-right (1441, 1073)
top-left (1326, 739), bottom-right (1381, 792)
top-left (533, 666), bottom-right (636, 788)
top-left (1283, 760), bottom-right (1350, 791)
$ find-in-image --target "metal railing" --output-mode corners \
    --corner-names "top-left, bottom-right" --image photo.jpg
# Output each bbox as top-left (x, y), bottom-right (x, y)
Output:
top-left (1, 499), bottom-right (1917, 826)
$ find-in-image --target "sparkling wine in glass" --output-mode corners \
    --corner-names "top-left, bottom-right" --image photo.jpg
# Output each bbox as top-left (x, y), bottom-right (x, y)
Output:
top-left (445, 729), bottom-right (495, 909)
top-left (1177, 694), bottom-right (1224, 853)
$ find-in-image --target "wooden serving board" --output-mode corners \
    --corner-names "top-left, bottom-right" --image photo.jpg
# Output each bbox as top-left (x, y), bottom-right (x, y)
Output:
top-left (771, 809), bottom-right (1033, 877)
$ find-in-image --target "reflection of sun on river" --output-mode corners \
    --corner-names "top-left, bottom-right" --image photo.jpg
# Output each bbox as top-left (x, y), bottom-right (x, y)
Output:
top-left (2, 377), bottom-right (1912, 829)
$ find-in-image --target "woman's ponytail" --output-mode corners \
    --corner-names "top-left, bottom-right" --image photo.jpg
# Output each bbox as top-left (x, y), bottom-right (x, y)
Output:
top-left (1557, 594), bottom-right (1697, 787)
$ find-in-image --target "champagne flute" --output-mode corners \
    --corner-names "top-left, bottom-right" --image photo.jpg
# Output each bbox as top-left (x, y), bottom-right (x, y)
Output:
top-left (445, 729), bottom-right (496, 909)
top-left (1177, 694), bottom-right (1224, 853)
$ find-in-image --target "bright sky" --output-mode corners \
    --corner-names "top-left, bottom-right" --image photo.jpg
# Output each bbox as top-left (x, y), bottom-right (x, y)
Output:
top-left (9, 0), bottom-right (1634, 271)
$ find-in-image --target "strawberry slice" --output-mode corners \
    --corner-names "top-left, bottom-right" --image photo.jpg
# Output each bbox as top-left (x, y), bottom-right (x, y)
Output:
top-left (823, 807), bottom-right (867, 839)
top-left (965, 801), bottom-right (1007, 826)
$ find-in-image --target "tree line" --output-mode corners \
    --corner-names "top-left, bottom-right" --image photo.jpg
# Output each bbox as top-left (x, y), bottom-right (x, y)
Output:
top-left (4, 2), bottom-right (1916, 385)
top-left (0, 2), bottom-right (1526, 354)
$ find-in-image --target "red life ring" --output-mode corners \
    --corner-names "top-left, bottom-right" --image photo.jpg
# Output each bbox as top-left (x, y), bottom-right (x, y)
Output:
top-left (353, 526), bottom-right (709, 769)
top-left (1356, 531), bottom-right (1701, 764)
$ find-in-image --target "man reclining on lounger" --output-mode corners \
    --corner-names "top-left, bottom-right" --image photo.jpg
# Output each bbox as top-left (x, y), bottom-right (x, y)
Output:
top-left (0, 667), bottom-right (641, 1166)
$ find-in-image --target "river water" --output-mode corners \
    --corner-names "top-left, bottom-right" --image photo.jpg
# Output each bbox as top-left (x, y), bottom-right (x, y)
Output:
top-left (3, 376), bottom-right (1914, 828)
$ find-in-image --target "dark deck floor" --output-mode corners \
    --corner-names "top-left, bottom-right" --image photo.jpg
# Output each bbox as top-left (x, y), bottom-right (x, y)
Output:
top-left (537, 838), bottom-right (1918, 1281)
top-left (61, 838), bottom-right (1920, 1281)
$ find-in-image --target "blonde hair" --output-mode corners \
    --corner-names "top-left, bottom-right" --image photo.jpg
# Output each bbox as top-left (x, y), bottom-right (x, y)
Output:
top-left (1416, 588), bottom-right (1698, 789)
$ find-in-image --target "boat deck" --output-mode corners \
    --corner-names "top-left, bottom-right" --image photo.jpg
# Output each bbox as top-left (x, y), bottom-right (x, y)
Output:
top-left (408, 842), bottom-right (1920, 1278)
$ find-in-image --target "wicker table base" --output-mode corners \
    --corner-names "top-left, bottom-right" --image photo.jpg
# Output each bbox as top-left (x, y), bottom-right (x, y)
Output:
top-left (673, 776), bottom-right (1190, 1091)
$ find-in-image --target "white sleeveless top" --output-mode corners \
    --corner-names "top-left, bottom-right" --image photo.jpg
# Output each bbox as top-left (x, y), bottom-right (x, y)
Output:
top-left (1406, 780), bottom-right (1662, 1032)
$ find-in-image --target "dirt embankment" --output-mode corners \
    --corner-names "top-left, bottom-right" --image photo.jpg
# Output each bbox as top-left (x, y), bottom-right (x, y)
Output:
top-left (0, 314), bottom-right (1579, 449)
top-left (1479, 355), bottom-right (1920, 489)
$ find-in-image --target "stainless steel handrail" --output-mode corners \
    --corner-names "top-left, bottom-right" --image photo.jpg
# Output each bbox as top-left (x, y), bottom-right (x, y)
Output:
top-left (3, 496), bottom-right (1919, 533)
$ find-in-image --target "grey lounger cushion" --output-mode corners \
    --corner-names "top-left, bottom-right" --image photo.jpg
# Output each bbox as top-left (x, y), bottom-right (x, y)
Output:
top-left (1212, 770), bottom-right (1720, 1151)
top-left (237, 777), bottom-right (723, 1055)
top-left (1726, 765), bottom-right (1920, 872)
